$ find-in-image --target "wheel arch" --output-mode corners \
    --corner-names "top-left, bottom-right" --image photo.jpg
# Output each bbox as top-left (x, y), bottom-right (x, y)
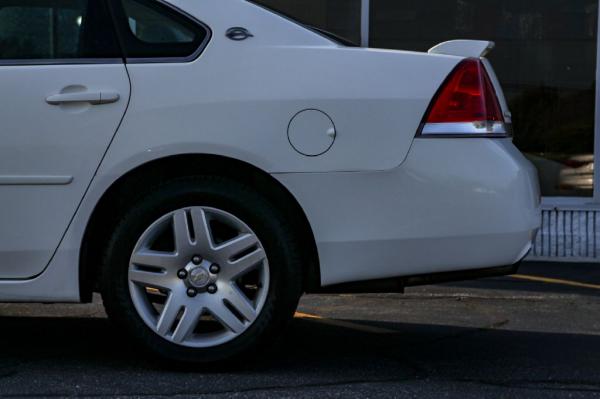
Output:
top-left (79, 154), bottom-right (321, 302)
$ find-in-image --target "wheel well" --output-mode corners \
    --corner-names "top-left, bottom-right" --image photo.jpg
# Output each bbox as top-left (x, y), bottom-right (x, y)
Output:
top-left (79, 154), bottom-right (321, 302)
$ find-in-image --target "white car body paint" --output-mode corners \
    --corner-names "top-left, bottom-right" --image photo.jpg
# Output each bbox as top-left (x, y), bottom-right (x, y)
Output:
top-left (276, 138), bottom-right (539, 285)
top-left (0, 0), bottom-right (540, 301)
top-left (0, 65), bottom-right (130, 280)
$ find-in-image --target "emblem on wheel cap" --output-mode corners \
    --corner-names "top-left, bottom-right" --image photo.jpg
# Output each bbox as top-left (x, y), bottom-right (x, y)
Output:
top-left (188, 267), bottom-right (210, 288)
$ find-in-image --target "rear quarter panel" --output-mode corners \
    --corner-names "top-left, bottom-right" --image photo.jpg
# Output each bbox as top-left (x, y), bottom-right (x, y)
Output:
top-left (100, 0), bottom-right (462, 174)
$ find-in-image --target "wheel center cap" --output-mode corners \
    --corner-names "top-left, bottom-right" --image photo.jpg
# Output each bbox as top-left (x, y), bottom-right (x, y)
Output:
top-left (188, 267), bottom-right (210, 288)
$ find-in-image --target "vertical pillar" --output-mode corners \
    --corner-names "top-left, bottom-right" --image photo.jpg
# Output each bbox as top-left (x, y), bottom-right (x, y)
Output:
top-left (593, 0), bottom-right (600, 202)
top-left (360, 0), bottom-right (370, 47)
top-left (584, 0), bottom-right (600, 258)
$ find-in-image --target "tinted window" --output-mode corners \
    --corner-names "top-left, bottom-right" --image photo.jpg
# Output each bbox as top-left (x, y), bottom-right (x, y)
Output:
top-left (110, 0), bottom-right (208, 59)
top-left (0, 0), bottom-right (120, 60)
top-left (371, 0), bottom-right (598, 197)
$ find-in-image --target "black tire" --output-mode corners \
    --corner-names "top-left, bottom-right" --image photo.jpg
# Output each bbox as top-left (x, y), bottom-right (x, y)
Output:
top-left (100, 175), bottom-right (304, 364)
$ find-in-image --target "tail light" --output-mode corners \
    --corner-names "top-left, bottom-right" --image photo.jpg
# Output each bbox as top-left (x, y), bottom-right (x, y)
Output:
top-left (419, 58), bottom-right (509, 137)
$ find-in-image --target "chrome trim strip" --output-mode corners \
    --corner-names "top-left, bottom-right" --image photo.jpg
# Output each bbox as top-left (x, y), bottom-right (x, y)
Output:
top-left (421, 121), bottom-right (507, 135)
top-left (0, 176), bottom-right (74, 185)
top-left (417, 121), bottom-right (512, 138)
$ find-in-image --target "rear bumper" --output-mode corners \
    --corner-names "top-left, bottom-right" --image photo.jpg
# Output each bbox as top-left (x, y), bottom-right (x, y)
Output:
top-left (275, 138), bottom-right (541, 286)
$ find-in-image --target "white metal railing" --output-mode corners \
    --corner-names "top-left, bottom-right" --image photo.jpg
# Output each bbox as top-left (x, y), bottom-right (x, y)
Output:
top-left (528, 203), bottom-right (600, 262)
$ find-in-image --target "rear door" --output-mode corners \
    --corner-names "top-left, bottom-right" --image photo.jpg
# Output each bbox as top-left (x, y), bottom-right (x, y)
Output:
top-left (0, 0), bottom-right (130, 278)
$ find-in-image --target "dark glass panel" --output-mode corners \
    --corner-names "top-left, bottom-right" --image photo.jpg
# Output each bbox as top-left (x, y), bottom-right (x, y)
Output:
top-left (252, 0), bottom-right (362, 45)
top-left (371, 0), bottom-right (598, 197)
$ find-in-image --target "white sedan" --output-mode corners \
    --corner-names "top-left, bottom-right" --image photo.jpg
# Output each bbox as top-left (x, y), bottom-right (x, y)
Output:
top-left (0, 0), bottom-right (540, 363)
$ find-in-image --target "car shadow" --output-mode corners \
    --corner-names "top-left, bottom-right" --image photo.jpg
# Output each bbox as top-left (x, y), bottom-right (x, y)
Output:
top-left (0, 315), bottom-right (598, 396)
top-left (437, 261), bottom-right (600, 297)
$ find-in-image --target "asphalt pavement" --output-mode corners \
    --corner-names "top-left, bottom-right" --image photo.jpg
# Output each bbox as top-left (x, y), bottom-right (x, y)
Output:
top-left (0, 261), bottom-right (599, 398)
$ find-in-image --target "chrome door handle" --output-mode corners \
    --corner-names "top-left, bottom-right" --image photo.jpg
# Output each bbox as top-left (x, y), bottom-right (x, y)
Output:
top-left (46, 91), bottom-right (120, 105)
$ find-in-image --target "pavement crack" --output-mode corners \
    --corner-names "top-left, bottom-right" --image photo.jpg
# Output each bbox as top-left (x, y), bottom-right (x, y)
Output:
top-left (0, 377), bottom-right (419, 398)
top-left (455, 378), bottom-right (600, 393)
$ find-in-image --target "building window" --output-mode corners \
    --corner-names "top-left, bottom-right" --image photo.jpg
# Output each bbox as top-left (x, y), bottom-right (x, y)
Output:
top-left (370, 0), bottom-right (598, 197)
top-left (252, 0), bottom-right (362, 45)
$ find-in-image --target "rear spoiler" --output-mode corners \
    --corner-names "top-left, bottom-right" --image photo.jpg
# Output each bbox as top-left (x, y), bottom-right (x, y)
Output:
top-left (428, 40), bottom-right (495, 58)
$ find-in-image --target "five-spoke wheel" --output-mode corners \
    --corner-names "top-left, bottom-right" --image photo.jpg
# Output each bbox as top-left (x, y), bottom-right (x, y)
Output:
top-left (100, 176), bottom-right (303, 363)
top-left (128, 207), bottom-right (270, 347)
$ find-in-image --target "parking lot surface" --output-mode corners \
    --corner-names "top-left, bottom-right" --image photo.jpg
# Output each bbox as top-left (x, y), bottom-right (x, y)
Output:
top-left (0, 261), bottom-right (599, 398)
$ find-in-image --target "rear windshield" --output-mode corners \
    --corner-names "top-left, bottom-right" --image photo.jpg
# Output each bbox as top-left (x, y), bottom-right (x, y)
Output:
top-left (246, 1), bottom-right (359, 47)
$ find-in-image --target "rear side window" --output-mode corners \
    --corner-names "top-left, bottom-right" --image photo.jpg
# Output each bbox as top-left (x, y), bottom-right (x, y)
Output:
top-left (109, 0), bottom-right (209, 61)
top-left (0, 0), bottom-right (121, 61)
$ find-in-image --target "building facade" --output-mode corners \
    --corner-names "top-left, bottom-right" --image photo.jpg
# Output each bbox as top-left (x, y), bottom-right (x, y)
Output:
top-left (255, 0), bottom-right (600, 262)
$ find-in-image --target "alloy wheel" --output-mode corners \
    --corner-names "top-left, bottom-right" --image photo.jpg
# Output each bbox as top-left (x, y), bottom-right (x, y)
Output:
top-left (128, 206), bottom-right (270, 348)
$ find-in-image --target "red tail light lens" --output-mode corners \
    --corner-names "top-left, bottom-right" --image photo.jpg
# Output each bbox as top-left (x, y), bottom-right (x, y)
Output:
top-left (420, 58), bottom-right (508, 137)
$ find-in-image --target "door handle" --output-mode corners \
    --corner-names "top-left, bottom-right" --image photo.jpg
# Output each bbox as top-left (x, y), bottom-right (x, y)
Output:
top-left (46, 91), bottom-right (120, 105)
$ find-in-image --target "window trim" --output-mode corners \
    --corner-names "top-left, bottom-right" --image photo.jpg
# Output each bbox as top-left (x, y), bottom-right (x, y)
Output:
top-left (108, 0), bottom-right (212, 64)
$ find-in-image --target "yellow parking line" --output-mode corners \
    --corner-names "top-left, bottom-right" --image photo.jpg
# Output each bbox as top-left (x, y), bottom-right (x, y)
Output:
top-left (295, 311), bottom-right (397, 334)
top-left (511, 274), bottom-right (600, 290)
top-left (296, 272), bottom-right (600, 333)
top-left (294, 311), bottom-right (323, 319)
